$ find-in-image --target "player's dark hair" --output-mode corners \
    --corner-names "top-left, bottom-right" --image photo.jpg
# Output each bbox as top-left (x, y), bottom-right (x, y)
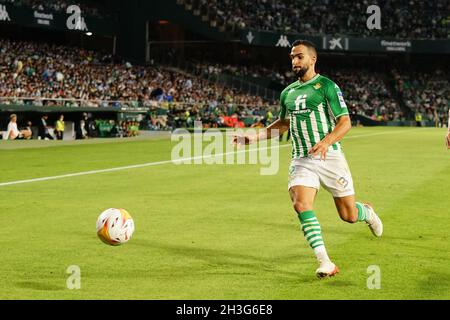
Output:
top-left (292, 40), bottom-right (317, 55)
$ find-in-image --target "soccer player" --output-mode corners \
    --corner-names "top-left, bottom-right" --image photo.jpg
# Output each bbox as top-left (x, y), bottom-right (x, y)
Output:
top-left (233, 40), bottom-right (383, 278)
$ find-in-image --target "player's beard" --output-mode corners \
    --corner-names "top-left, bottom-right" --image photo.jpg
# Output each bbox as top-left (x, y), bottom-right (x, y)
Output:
top-left (293, 65), bottom-right (309, 78)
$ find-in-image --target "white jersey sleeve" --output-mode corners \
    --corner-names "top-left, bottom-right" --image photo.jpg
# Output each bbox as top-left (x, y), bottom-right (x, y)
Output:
top-left (6, 122), bottom-right (19, 140)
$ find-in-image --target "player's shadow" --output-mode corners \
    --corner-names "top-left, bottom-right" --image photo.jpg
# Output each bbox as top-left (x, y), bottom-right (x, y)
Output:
top-left (322, 280), bottom-right (357, 287)
top-left (133, 239), bottom-right (342, 285)
top-left (15, 281), bottom-right (65, 291)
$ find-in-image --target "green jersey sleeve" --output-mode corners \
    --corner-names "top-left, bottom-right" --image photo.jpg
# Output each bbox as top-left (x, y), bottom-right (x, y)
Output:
top-left (279, 89), bottom-right (288, 120)
top-left (324, 81), bottom-right (349, 118)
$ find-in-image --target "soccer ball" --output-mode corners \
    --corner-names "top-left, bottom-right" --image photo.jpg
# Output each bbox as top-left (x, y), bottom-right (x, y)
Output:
top-left (96, 208), bottom-right (135, 246)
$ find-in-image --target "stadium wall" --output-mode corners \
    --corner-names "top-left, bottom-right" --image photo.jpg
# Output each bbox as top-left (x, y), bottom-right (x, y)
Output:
top-left (238, 30), bottom-right (450, 54)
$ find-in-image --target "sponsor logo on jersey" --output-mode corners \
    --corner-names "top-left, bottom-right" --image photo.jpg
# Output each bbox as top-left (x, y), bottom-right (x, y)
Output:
top-left (292, 110), bottom-right (311, 114)
top-left (291, 109), bottom-right (313, 121)
top-left (337, 91), bottom-right (346, 106)
top-left (337, 177), bottom-right (349, 188)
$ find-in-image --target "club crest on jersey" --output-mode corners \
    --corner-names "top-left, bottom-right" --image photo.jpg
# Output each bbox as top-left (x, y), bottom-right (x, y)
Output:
top-left (337, 177), bottom-right (349, 188)
top-left (314, 83), bottom-right (321, 89)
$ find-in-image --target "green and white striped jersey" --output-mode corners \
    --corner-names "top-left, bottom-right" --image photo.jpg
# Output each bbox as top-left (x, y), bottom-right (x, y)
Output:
top-left (279, 74), bottom-right (349, 159)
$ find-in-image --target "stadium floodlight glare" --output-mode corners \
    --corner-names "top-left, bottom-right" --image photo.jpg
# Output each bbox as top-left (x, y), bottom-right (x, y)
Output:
top-left (86, 32), bottom-right (93, 36)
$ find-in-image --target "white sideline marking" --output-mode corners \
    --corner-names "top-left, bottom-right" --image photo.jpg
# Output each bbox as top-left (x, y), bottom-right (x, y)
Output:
top-left (0, 129), bottom-right (419, 187)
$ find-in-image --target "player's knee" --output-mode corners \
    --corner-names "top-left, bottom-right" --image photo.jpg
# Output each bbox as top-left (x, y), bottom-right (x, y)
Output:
top-left (336, 205), bottom-right (358, 223)
top-left (339, 210), bottom-right (358, 223)
top-left (340, 215), bottom-right (357, 223)
top-left (293, 201), bottom-right (313, 214)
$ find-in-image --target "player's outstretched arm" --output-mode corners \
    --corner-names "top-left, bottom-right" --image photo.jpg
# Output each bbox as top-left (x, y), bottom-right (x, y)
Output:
top-left (232, 118), bottom-right (290, 145)
top-left (308, 115), bottom-right (352, 160)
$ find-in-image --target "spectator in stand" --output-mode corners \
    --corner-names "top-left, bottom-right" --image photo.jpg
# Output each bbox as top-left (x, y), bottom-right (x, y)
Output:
top-left (204, 0), bottom-right (449, 39)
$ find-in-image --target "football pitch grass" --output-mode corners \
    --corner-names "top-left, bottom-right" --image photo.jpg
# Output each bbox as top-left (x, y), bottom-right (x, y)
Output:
top-left (0, 127), bottom-right (449, 300)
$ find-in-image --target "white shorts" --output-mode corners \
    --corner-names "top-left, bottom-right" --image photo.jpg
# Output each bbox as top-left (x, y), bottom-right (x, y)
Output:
top-left (288, 151), bottom-right (355, 198)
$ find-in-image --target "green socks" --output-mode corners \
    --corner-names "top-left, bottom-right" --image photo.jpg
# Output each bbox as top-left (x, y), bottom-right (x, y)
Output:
top-left (298, 210), bottom-right (325, 249)
top-left (356, 202), bottom-right (373, 222)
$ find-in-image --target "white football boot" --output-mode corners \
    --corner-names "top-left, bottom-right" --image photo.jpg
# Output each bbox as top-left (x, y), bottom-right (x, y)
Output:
top-left (364, 203), bottom-right (383, 237)
top-left (315, 261), bottom-right (339, 279)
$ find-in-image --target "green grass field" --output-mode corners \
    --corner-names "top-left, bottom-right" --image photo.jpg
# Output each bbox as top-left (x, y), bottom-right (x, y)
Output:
top-left (0, 127), bottom-right (449, 300)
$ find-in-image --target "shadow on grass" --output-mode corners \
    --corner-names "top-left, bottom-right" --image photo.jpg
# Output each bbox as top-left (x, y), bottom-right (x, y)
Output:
top-left (417, 271), bottom-right (450, 298)
top-left (323, 280), bottom-right (357, 287)
top-left (15, 281), bottom-right (65, 291)
top-left (130, 239), bottom-right (343, 285)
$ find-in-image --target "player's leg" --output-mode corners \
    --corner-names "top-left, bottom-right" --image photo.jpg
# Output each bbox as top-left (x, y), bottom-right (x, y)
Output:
top-left (333, 195), bottom-right (383, 237)
top-left (333, 195), bottom-right (358, 223)
top-left (318, 153), bottom-right (383, 237)
top-left (289, 185), bottom-right (316, 218)
top-left (289, 185), bottom-right (339, 278)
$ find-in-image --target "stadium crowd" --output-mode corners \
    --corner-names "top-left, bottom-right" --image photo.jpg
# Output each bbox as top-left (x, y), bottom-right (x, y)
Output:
top-left (192, 61), bottom-right (292, 87)
top-left (198, 0), bottom-right (449, 39)
top-left (0, 38), bottom-right (277, 135)
top-left (0, 37), bottom-right (448, 134)
top-left (0, 38), bottom-right (269, 110)
top-left (191, 60), bottom-right (405, 121)
top-left (393, 69), bottom-right (449, 126)
top-left (326, 69), bottom-right (403, 122)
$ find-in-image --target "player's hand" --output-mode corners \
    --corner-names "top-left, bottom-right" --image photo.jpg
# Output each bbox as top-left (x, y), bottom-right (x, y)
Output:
top-left (446, 132), bottom-right (450, 149)
top-left (308, 140), bottom-right (330, 160)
